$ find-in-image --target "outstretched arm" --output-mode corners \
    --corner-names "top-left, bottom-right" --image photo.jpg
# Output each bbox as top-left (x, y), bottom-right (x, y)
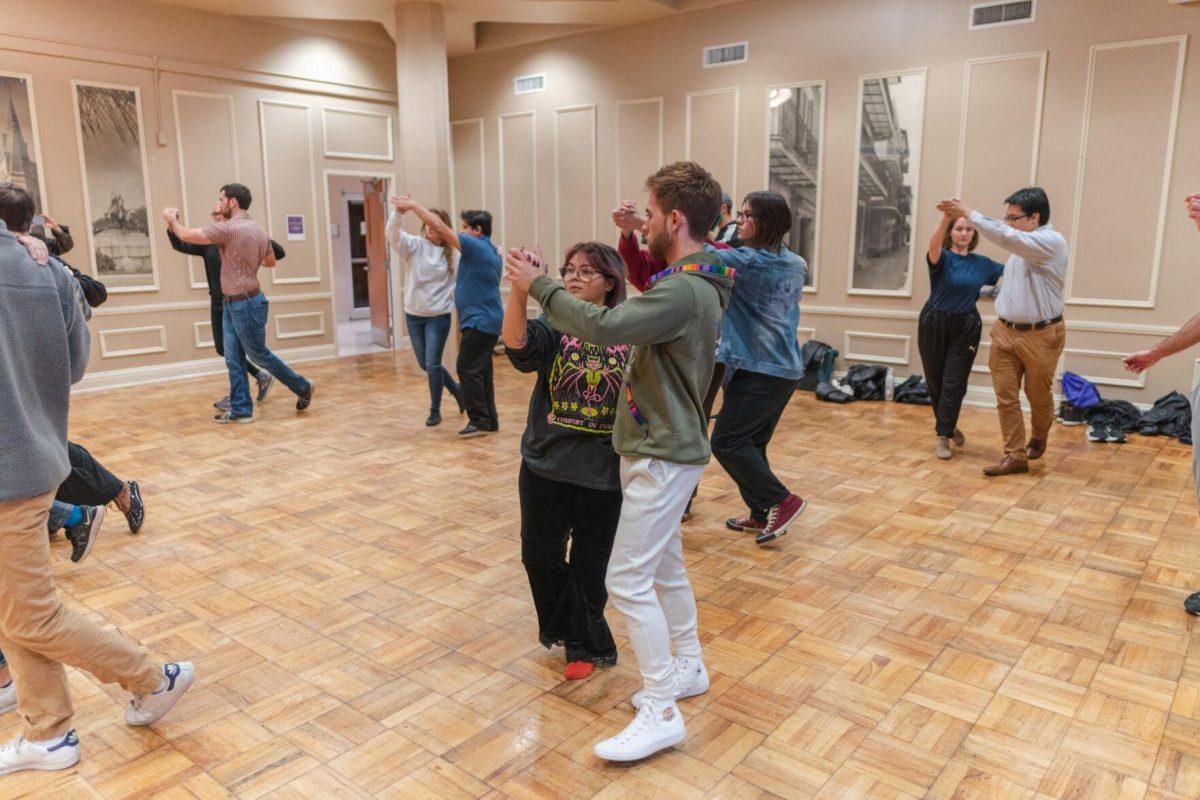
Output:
top-left (162, 207), bottom-right (212, 245)
top-left (1124, 313), bottom-right (1200, 374)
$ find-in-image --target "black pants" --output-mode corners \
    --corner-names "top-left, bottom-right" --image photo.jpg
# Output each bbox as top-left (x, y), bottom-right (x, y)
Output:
top-left (457, 327), bottom-right (498, 429)
top-left (711, 369), bottom-right (798, 522)
top-left (210, 296), bottom-right (259, 378)
top-left (518, 463), bottom-right (622, 664)
top-left (55, 442), bottom-right (124, 506)
top-left (917, 307), bottom-right (982, 438)
top-left (684, 361), bottom-right (726, 513)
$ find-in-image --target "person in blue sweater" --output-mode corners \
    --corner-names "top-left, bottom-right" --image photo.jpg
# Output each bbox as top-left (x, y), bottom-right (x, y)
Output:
top-left (918, 210), bottom-right (1004, 460)
top-left (709, 192), bottom-right (809, 544)
top-left (395, 195), bottom-right (503, 437)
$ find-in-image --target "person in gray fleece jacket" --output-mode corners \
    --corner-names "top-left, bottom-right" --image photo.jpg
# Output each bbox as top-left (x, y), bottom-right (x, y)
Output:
top-left (0, 184), bottom-right (193, 776)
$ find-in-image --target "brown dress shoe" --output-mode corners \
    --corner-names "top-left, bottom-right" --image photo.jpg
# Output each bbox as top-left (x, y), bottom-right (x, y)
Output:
top-left (1026, 438), bottom-right (1046, 460)
top-left (983, 456), bottom-right (1030, 477)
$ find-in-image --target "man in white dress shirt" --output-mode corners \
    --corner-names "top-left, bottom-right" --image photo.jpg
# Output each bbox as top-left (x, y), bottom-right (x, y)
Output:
top-left (939, 188), bottom-right (1067, 477)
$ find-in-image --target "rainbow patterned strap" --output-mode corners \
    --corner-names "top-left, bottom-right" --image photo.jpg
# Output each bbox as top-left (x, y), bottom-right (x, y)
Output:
top-left (648, 261), bottom-right (736, 287)
top-left (626, 385), bottom-right (648, 427)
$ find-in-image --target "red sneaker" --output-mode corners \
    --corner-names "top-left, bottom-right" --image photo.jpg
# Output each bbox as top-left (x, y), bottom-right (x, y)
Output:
top-left (756, 494), bottom-right (807, 544)
top-left (564, 661), bottom-right (594, 680)
top-left (725, 515), bottom-right (764, 533)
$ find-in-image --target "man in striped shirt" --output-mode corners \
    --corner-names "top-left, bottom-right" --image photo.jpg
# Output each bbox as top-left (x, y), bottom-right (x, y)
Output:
top-left (163, 183), bottom-right (314, 423)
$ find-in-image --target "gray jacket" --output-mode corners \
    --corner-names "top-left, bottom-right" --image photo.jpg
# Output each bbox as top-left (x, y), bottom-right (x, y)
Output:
top-left (0, 220), bottom-right (90, 501)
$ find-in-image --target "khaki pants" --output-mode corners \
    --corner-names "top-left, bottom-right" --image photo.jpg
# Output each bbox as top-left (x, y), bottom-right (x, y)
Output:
top-left (0, 492), bottom-right (160, 740)
top-left (988, 320), bottom-right (1066, 459)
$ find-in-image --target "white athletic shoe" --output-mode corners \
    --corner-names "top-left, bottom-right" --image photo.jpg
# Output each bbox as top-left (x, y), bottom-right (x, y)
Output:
top-left (0, 681), bottom-right (15, 714)
top-left (631, 656), bottom-right (709, 710)
top-left (594, 699), bottom-right (686, 762)
top-left (0, 730), bottom-right (80, 775)
top-left (125, 662), bottom-right (194, 726)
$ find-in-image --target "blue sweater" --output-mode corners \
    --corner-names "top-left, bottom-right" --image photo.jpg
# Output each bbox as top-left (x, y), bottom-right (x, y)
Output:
top-left (455, 233), bottom-right (503, 335)
top-left (0, 221), bottom-right (90, 501)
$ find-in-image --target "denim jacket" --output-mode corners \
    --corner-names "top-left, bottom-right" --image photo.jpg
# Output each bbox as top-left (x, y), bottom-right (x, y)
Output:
top-left (708, 244), bottom-right (806, 380)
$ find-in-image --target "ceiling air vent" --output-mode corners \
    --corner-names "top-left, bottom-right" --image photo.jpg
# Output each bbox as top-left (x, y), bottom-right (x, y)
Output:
top-left (703, 41), bottom-right (748, 69)
top-left (969, 0), bottom-right (1035, 29)
top-left (514, 74), bottom-right (546, 95)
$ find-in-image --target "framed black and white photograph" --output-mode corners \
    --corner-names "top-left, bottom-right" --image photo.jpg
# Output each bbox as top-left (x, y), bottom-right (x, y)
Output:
top-left (0, 72), bottom-right (46, 213)
top-left (73, 81), bottom-right (158, 292)
top-left (765, 81), bottom-right (824, 291)
top-left (848, 69), bottom-right (927, 296)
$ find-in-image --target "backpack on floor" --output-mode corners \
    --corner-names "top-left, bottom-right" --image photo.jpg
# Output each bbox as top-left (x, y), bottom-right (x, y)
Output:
top-left (798, 340), bottom-right (837, 392)
top-left (1061, 372), bottom-right (1101, 409)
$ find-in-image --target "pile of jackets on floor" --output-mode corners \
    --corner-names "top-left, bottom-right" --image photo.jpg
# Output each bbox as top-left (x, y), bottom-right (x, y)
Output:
top-left (1057, 371), bottom-right (1192, 445)
top-left (797, 340), bottom-right (931, 405)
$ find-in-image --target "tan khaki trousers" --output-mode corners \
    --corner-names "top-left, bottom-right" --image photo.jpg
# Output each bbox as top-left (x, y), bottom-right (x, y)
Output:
top-left (988, 320), bottom-right (1066, 459)
top-left (0, 492), bottom-right (160, 740)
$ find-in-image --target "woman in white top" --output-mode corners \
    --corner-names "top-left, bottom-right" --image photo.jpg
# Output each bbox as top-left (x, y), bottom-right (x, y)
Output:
top-left (387, 201), bottom-right (464, 426)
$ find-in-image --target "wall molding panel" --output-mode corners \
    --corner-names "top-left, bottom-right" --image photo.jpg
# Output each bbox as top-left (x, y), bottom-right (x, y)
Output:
top-left (498, 110), bottom-right (538, 249)
top-left (173, 89), bottom-right (239, 290)
top-left (553, 104), bottom-right (598, 258)
top-left (614, 97), bottom-right (664, 205)
top-left (843, 331), bottom-right (911, 366)
top-left (193, 321), bottom-right (214, 349)
top-left (450, 117), bottom-right (486, 217)
top-left (321, 106), bottom-right (394, 161)
top-left (1062, 347), bottom-right (1147, 389)
top-left (74, 344), bottom-right (337, 394)
top-left (94, 292), bottom-right (333, 317)
top-left (685, 87), bottom-right (739, 202)
top-left (1065, 35), bottom-right (1187, 308)
top-left (99, 325), bottom-right (168, 358)
top-left (275, 311), bottom-right (326, 340)
top-left (259, 99), bottom-right (322, 285)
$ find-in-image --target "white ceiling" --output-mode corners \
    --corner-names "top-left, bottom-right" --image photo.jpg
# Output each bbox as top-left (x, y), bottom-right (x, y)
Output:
top-left (152, 0), bottom-right (746, 56)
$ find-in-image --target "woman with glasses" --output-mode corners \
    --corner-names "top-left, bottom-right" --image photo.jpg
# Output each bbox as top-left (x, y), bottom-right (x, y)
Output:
top-left (708, 192), bottom-right (809, 544)
top-left (917, 210), bottom-right (1004, 460)
top-left (502, 242), bottom-right (630, 680)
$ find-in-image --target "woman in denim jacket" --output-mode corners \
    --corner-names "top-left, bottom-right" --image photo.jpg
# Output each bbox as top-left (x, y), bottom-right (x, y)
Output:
top-left (710, 191), bottom-right (808, 544)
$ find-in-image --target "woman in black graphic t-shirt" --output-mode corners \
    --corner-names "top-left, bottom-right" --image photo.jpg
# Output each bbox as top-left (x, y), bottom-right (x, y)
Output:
top-left (503, 242), bottom-right (628, 680)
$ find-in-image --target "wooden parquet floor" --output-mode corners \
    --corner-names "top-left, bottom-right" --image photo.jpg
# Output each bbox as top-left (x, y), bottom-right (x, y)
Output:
top-left (5, 351), bottom-right (1200, 799)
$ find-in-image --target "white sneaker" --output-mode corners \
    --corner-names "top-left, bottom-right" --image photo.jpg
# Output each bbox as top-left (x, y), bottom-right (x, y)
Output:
top-left (0, 730), bottom-right (80, 775)
top-left (594, 699), bottom-right (686, 762)
top-left (125, 662), bottom-right (194, 726)
top-left (0, 681), bottom-right (15, 714)
top-left (631, 656), bottom-right (709, 709)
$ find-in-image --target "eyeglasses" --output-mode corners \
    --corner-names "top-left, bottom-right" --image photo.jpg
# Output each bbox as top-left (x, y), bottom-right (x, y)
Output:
top-left (560, 265), bottom-right (601, 280)
top-left (1003, 213), bottom-right (1030, 223)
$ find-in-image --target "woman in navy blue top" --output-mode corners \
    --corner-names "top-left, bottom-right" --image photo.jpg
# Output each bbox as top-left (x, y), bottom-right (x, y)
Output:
top-left (918, 212), bottom-right (1004, 460)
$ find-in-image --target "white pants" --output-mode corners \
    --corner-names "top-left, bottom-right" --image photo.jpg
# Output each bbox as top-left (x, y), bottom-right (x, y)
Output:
top-left (606, 456), bottom-right (704, 702)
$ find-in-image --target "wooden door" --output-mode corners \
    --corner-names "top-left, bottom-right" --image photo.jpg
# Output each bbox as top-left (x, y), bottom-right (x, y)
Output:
top-left (362, 178), bottom-right (392, 348)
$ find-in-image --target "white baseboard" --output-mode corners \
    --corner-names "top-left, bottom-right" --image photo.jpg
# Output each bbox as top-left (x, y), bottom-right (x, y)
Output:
top-left (72, 344), bottom-right (338, 395)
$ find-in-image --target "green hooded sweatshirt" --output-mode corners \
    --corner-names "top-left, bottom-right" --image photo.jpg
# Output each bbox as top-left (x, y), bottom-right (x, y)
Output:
top-left (528, 250), bottom-right (734, 466)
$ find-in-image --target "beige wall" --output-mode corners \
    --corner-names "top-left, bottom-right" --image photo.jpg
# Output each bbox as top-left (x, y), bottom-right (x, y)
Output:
top-left (448, 0), bottom-right (1200, 404)
top-left (1, 0), bottom-right (401, 391)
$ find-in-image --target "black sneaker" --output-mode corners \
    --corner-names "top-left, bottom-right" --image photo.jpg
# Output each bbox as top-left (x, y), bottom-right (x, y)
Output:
top-left (1105, 426), bottom-right (1127, 444)
top-left (65, 505), bottom-right (105, 563)
top-left (296, 381), bottom-right (315, 412)
top-left (255, 372), bottom-right (276, 403)
top-left (214, 412), bottom-right (253, 425)
top-left (213, 396), bottom-right (231, 412)
top-left (1057, 401), bottom-right (1087, 426)
top-left (1087, 423), bottom-right (1106, 442)
top-left (1185, 591), bottom-right (1200, 616)
top-left (458, 423), bottom-right (495, 439)
top-left (426, 411), bottom-right (442, 427)
top-left (124, 481), bottom-right (144, 534)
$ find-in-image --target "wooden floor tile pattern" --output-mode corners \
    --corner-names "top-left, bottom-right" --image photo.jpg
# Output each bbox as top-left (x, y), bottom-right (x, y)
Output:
top-left (5, 351), bottom-right (1200, 799)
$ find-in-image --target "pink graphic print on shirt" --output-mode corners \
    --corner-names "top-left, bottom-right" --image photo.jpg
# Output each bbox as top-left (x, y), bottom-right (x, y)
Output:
top-left (546, 335), bottom-right (629, 434)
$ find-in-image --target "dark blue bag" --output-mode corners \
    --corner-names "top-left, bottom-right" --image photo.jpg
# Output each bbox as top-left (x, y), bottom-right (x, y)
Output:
top-left (1061, 371), bottom-right (1101, 408)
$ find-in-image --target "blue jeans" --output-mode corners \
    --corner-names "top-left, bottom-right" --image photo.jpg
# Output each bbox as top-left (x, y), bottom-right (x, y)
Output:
top-left (405, 313), bottom-right (460, 413)
top-left (48, 501), bottom-right (76, 531)
top-left (224, 293), bottom-right (310, 418)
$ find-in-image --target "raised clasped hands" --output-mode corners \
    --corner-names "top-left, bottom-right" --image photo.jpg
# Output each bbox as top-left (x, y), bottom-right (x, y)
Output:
top-left (503, 247), bottom-right (544, 293)
top-left (936, 198), bottom-right (970, 219)
top-left (389, 194), bottom-right (414, 214)
top-left (161, 207), bottom-right (180, 224)
top-left (611, 200), bottom-right (645, 235)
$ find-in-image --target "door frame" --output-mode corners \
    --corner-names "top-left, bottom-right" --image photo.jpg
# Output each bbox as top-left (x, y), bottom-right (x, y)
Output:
top-left (342, 193), bottom-right (370, 321)
top-left (321, 169), bottom-right (398, 355)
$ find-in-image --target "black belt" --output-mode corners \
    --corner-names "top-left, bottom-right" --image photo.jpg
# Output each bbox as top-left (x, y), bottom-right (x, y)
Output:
top-left (999, 315), bottom-right (1061, 332)
top-left (223, 288), bottom-right (261, 303)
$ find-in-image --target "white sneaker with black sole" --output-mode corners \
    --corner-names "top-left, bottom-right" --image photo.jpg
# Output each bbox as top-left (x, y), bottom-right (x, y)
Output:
top-left (594, 699), bottom-right (686, 762)
top-left (0, 730), bottom-right (80, 775)
top-left (0, 681), bottom-right (15, 714)
top-left (631, 656), bottom-right (709, 710)
top-left (125, 662), bottom-right (195, 726)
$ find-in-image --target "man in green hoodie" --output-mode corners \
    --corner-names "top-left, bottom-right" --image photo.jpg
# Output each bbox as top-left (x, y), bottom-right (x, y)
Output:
top-left (504, 161), bottom-right (733, 762)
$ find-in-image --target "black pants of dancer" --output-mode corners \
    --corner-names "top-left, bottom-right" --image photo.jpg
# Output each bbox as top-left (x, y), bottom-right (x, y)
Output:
top-left (210, 297), bottom-right (259, 378)
top-left (917, 307), bottom-right (982, 438)
top-left (457, 327), bottom-right (498, 430)
top-left (518, 462), bottom-right (622, 664)
top-left (55, 442), bottom-right (124, 507)
top-left (711, 369), bottom-right (798, 523)
top-left (684, 361), bottom-right (726, 513)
